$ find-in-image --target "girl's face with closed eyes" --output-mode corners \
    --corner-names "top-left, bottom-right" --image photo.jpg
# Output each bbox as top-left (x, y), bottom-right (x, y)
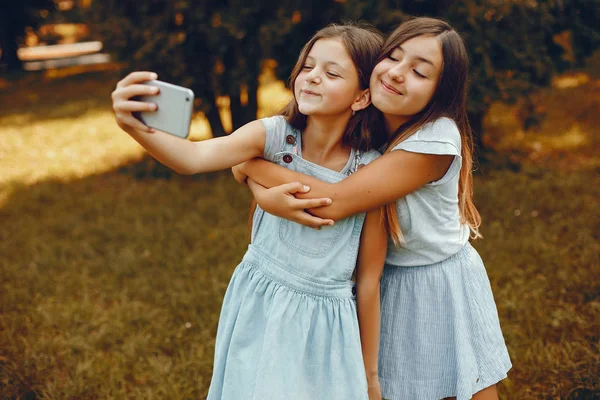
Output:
top-left (370, 35), bottom-right (443, 131)
top-left (294, 38), bottom-right (365, 118)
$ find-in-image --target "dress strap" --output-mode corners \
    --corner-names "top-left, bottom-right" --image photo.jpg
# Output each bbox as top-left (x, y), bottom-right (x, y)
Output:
top-left (348, 149), bottom-right (362, 175)
top-left (281, 127), bottom-right (299, 155)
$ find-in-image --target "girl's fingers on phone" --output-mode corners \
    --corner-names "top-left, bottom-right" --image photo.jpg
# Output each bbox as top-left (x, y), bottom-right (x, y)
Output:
top-left (118, 100), bottom-right (157, 113)
top-left (116, 84), bottom-right (159, 101)
top-left (119, 115), bottom-right (154, 133)
top-left (117, 71), bottom-right (158, 88)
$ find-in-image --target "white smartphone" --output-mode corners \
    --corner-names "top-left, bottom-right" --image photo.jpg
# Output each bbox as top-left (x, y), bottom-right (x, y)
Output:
top-left (136, 80), bottom-right (195, 139)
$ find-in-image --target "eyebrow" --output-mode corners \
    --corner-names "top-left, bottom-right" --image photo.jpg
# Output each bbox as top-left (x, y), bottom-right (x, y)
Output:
top-left (305, 56), bottom-right (346, 70)
top-left (396, 46), bottom-right (435, 67)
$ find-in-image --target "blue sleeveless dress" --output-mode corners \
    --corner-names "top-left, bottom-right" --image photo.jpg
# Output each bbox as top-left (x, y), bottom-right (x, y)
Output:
top-left (207, 116), bottom-right (380, 400)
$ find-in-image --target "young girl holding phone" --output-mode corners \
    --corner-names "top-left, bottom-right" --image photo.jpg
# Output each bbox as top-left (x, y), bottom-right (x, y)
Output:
top-left (112, 24), bottom-right (389, 399)
top-left (234, 18), bottom-right (512, 400)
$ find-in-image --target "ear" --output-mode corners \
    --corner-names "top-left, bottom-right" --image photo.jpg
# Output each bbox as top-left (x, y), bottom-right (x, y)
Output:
top-left (351, 88), bottom-right (371, 112)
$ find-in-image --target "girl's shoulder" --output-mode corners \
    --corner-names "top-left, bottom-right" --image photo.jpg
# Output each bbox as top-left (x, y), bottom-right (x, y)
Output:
top-left (260, 115), bottom-right (291, 132)
top-left (393, 117), bottom-right (461, 157)
top-left (261, 115), bottom-right (295, 161)
top-left (412, 117), bottom-right (460, 145)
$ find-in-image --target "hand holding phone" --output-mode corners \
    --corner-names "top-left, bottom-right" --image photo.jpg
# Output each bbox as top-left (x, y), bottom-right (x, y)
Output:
top-left (135, 80), bottom-right (195, 139)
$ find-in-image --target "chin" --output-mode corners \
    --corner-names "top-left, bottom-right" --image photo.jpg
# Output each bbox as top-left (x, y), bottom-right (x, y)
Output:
top-left (297, 105), bottom-right (314, 115)
top-left (371, 98), bottom-right (396, 115)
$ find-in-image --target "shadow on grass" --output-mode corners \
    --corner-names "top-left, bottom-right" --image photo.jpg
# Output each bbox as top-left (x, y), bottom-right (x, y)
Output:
top-left (0, 165), bottom-right (252, 399)
top-left (0, 70), bottom-right (121, 125)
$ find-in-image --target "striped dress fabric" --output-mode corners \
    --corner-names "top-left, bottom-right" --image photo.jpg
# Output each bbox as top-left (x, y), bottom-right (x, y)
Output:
top-left (378, 243), bottom-right (512, 400)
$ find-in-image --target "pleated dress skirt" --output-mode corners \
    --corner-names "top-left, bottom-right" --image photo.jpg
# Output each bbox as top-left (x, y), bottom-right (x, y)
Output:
top-left (207, 246), bottom-right (367, 400)
top-left (378, 243), bottom-right (512, 400)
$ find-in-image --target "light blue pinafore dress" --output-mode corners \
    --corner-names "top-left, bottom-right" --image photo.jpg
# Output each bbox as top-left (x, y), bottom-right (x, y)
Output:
top-left (207, 116), bottom-right (380, 400)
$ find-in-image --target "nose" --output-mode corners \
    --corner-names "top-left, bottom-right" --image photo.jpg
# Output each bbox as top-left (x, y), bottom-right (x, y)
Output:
top-left (305, 68), bottom-right (322, 84)
top-left (387, 62), bottom-right (406, 83)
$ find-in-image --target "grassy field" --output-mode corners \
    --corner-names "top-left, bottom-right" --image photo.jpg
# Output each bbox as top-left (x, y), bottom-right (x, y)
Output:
top-left (0, 62), bottom-right (598, 399)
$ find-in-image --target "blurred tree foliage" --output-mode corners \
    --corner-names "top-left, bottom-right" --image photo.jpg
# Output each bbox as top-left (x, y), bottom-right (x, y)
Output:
top-left (87, 0), bottom-right (343, 137)
top-left (343, 0), bottom-right (600, 150)
top-left (0, 0), bottom-right (56, 72)
top-left (88, 0), bottom-right (599, 147)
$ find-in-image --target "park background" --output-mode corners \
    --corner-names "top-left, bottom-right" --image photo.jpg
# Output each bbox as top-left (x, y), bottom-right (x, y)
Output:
top-left (0, 0), bottom-right (598, 398)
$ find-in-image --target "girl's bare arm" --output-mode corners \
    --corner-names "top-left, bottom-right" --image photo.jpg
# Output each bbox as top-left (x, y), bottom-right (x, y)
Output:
top-left (237, 150), bottom-right (453, 221)
top-left (246, 179), bottom-right (336, 227)
top-left (113, 72), bottom-right (265, 174)
top-left (356, 208), bottom-right (387, 397)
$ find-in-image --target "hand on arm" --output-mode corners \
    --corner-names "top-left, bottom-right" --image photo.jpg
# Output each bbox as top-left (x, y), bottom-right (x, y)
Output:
top-left (240, 151), bottom-right (454, 221)
top-left (112, 72), bottom-right (265, 174)
top-left (356, 208), bottom-right (387, 400)
top-left (246, 179), bottom-right (335, 228)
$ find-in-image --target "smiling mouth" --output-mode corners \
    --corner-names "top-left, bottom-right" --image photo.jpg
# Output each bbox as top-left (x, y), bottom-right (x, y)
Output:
top-left (381, 80), bottom-right (402, 95)
top-left (301, 89), bottom-right (320, 96)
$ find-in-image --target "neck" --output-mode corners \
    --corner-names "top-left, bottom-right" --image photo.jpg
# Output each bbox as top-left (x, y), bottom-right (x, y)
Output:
top-left (383, 113), bottom-right (411, 137)
top-left (302, 114), bottom-right (351, 163)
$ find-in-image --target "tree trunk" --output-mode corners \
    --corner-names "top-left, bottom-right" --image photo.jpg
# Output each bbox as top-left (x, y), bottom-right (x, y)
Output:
top-left (230, 87), bottom-right (244, 131)
top-left (0, 14), bottom-right (22, 72)
top-left (206, 102), bottom-right (227, 138)
top-left (245, 80), bottom-right (259, 124)
top-left (229, 78), bottom-right (259, 131)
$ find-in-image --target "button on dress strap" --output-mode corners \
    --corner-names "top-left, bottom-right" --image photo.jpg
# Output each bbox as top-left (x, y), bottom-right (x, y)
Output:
top-left (281, 128), bottom-right (299, 155)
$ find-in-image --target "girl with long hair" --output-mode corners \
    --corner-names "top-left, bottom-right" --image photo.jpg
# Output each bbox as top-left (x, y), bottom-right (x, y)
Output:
top-left (111, 24), bottom-right (390, 399)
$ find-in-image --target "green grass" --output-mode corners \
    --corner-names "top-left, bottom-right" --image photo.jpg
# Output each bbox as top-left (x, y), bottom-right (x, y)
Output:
top-left (0, 66), bottom-right (598, 399)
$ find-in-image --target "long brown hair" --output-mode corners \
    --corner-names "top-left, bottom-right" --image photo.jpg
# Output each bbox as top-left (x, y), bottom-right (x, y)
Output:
top-left (380, 17), bottom-right (482, 245)
top-left (279, 23), bottom-right (386, 151)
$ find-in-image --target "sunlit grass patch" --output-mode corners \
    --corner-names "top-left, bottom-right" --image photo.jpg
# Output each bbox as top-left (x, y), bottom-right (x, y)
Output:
top-left (0, 109), bottom-right (144, 186)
